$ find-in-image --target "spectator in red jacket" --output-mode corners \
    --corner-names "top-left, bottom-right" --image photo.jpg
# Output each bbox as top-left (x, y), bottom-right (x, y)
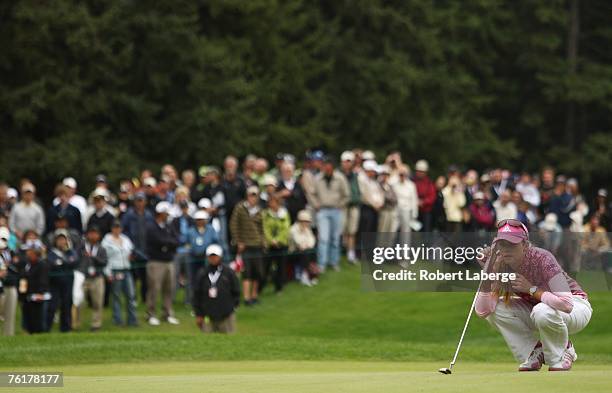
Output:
top-left (469, 191), bottom-right (496, 231)
top-left (413, 160), bottom-right (437, 232)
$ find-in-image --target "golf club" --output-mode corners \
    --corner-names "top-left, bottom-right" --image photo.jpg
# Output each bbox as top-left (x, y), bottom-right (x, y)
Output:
top-left (438, 247), bottom-right (499, 375)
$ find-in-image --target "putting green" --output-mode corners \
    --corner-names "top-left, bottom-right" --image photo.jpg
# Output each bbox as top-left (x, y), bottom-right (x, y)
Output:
top-left (5, 361), bottom-right (611, 393)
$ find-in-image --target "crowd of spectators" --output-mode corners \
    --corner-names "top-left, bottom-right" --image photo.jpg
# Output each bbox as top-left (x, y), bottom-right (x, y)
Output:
top-left (0, 150), bottom-right (610, 335)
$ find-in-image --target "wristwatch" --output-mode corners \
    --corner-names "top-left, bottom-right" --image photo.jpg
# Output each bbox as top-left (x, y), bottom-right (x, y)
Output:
top-left (529, 286), bottom-right (538, 296)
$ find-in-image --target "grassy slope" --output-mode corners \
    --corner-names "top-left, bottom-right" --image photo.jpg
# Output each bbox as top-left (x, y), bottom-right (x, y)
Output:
top-left (1, 262), bottom-right (611, 366)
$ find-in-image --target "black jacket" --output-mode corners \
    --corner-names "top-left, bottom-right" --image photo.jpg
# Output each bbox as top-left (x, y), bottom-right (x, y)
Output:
top-left (87, 210), bottom-right (115, 236)
top-left (79, 242), bottom-right (108, 277)
top-left (146, 220), bottom-right (178, 262)
top-left (47, 203), bottom-right (82, 234)
top-left (193, 264), bottom-right (240, 321)
top-left (23, 259), bottom-right (50, 295)
top-left (1, 249), bottom-right (20, 288)
top-left (47, 248), bottom-right (79, 281)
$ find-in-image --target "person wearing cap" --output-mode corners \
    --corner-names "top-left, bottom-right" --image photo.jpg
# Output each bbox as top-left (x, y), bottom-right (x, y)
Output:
top-left (259, 174), bottom-right (278, 207)
top-left (300, 150), bottom-right (324, 215)
top-left (187, 210), bottom-right (219, 304)
top-left (230, 185), bottom-right (265, 305)
top-left (0, 183), bottom-right (13, 217)
top-left (90, 174), bottom-right (117, 206)
top-left (45, 212), bottom-right (83, 252)
top-left (114, 181), bottom-right (133, 219)
top-left (537, 213), bottom-right (563, 255)
top-left (121, 191), bottom-right (155, 303)
top-left (288, 210), bottom-right (317, 286)
top-left (9, 183), bottom-right (45, 238)
top-left (143, 177), bottom-right (161, 213)
top-left (47, 184), bottom-right (83, 235)
top-left (475, 219), bottom-right (592, 372)
top-left (277, 161), bottom-right (307, 223)
top-left (19, 239), bottom-right (50, 334)
top-left (493, 190), bottom-right (518, 222)
top-left (392, 165), bottom-right (419, 244)
top-left (101, 220), bottom-right (138, 327)
top-left (339, 151), bottom-right (361, 263)
top-left (357, 160), bottom-right (384, 249)
top-left (86, 187), bottom-right (116, 236)
top-left (468, 191), bottom-right (496, 231)
top-left (170, 193), bottom-right (195, 303)
top-left (146, 201), bottom-right (180, 325)
top-left (193, 244), bottom-right (240, 334)
top-left (52, 177), bottom-right (88, 228)
top-left (197, 169), bottom-right (230, 262)
top-left (77, 225), bottom-right (108, 331)
top-left (0, 226), bottom-right (20, 335)
top-left (311, 156), bottom-right (349, 272)
top-left (413, 159), bottom-right (437, 232)
top-left (592, 189), bottom-right (610, 231)
top-left (262, 195), bottom-right (291, 293)
top-left (46, 229), bottom-right (79, 332)
top-left (377, 164), bottom-right (398, 233)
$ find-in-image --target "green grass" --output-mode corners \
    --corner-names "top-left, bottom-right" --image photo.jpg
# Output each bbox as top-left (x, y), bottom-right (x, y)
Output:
top-left (1, 261), bottom-right (611, 392)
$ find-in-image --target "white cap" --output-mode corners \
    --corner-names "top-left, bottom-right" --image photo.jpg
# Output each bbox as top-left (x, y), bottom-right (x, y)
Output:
top-left (155, 201), bottom-right (171, 214)
top-left (247, 185), bottom-right (260, 195)
top-left (7, 188), bottom-right (17, 199)
top-left (206, 244), bottom-right (223, 257)
top-left (363, 160), bottom-right (378, 172)
top-left (480, 173), bottom-right (491, 182)
top-left (0, 226), bottom-right (10, 241)
top-left (92, 187), bottom-right (109, 200)
top-left (340, 151), bottom-right (355, 162)
top-left (473, 191), bottom-right (485, 200)
top-left (197, 198), bottom-right (212, 209)
top-left (297, 209), bottom-right (312, 222)
top-left (143, 177), bottom-right (157, 187)
top-left (362, 150), bottom-right (375, 161)
top-left (22, 183), bottom-right (35, 193)
top-left (62, 177), bottom-right (77, 189)
top-left (193, 210), bottom-right (210, 220)
top-left (262, 174), bottom-right (278, 187)
top-left (415, 159), bottom-right (429, 172)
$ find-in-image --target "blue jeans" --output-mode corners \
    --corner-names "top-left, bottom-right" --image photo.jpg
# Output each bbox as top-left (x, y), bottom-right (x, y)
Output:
top-left (316, 208), bottom-right (343, 269)
top-left (111, 271), bottom-right (138, 326)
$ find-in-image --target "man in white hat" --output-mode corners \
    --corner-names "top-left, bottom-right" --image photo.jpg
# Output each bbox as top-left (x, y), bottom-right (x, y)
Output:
top-left (193, 244), bottom-right (240, 334)
top-left (52, 177), bottom-right (88, 228)
top-left (357, 160), bottom-right (384, 244)
top-left (413, 159), bottom-right (436, 232)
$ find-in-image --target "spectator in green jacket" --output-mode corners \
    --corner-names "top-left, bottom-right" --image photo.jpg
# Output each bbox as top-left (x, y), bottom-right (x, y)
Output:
top-left (230, 186), bottom-right (265, 306)
top-left (262, 195), bottom-right (291, 294)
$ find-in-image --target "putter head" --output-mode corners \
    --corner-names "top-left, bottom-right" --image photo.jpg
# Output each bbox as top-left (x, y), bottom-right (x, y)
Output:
top-left (438, 367), bottom-right (452, 374)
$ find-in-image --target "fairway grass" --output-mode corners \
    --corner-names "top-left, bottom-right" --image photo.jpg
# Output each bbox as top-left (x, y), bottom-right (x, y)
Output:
top-left (4, 361), bottom-right (611, 393)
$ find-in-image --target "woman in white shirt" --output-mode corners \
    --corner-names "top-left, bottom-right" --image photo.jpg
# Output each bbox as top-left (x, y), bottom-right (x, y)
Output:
top-left (102, 220), bottom-right (137, 326)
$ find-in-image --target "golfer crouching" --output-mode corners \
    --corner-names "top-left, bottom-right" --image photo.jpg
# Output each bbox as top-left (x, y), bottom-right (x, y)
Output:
top-left (193, 244), bottom-right (240, 333)
top-left (475, 219), bottom-right (592, 372)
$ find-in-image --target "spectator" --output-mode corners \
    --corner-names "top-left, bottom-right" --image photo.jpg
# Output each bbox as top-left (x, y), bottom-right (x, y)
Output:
top-left (377, 165), bottom-right (398, 233)
top-left (300, 150), bottom-right (324, 216)
top-left (146, 201), bottom-right (179, 326)
top-left (311, 157), bottom-right (349, 272)
top-left (169, 187), bottom-right (196, 219)
top-left (493, 190), bottom-right (518, 222)
top-left (357, 160), bottom-right (384, 244)
top-left (221, 155), bottom-right (246, 233)
top-left (91, 174), bottom-right (117, 206)
top-left (199, 169), bottom-right (229, 261)
top-left (193, 244), bottom-right (240, 334)
top-left (78, 225), bottom-right (108, 331)
top-left (86, 188), bottom-right (115, 236)
top-left (288, 210), bottom-right (317, 286)
top-left (262, 195), bottom-right (291, 294)
top-left (515, 172), bottom-right (541, 208)
top-left (114, 182), bottom-right (132, 219)
top-left (539, 166), bottom-right (556, 214)
top-left (413, 160), bottom-right (436, 232)
top-left (442, 175), bottom-right (466, 233)
top-left (339, 151), bottom-right (361, 262)
top-left (20, 239), bottom-right (50, 334)
top-left (53, 177), bottom-right (88, 228)
top-left (230, 185), bottom-right (265, 306)
top-left (47, 184), bottom-right (83, 235)
top-left (277, 161), bottom-right (308, 223)
top-left (469, 192), bottom-right (496, 231)
top-left (46, 230), bottom-right (79, 332)
top-left (432, 176), bottom-right (447, 232)
top-left (579, 215), bottom-right (610, 271)
top-left (171, 199), bottom-right (195, 302)
top-left (260, 174), bottom-right (278, 207)
top-left (392, 165), bottom-right (419, 243)
top-left (102, 220), bottom-right (138, 327)
top-left (45, 213), bottom-right (82, 252)
top-left (1, 226), bottom-right (20, 336)
top-left (463, 169), bottom-right (479, 205)
top-left (538, 213), bottom-right (563, 256)
top-left (181, 169), bottom-right (196, 192)
top-left (9, 183), bottom-right (45, 237)
top-left (187, 210), bottom-right (219, 304)
top-left (0, 183), bottom-right (13, 217)
top-left (517, 201), bottom-right (536, 229)
top-left (121, 192), bottom-right (154, 303)
top-left (143, 177), bottom-right (161, 212)
top-left (592, 189), bottom-right (611, 231)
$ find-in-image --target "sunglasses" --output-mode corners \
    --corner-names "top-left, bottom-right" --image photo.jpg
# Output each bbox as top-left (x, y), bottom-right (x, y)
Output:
top-left (496, 219), bottom-right (529, 234)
